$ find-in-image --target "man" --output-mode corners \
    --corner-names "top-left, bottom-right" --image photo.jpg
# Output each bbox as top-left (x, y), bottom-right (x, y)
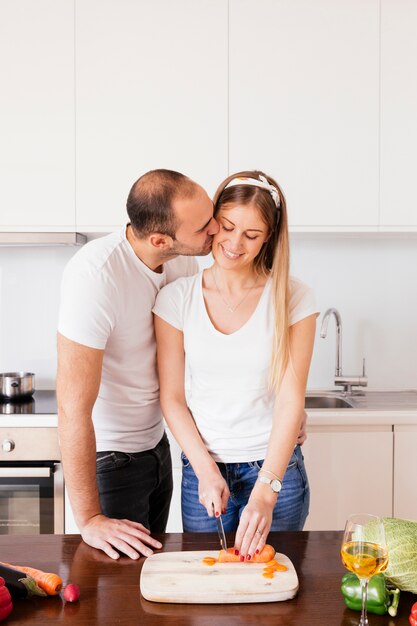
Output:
top-left (57, 169), bottom-right (218, 560)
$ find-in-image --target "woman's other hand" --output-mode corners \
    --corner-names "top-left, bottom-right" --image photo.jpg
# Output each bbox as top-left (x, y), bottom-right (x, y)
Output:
top-left (233, 491), bottom-right (275, 559)
top-left (198, 469), bottom-right (230, 518)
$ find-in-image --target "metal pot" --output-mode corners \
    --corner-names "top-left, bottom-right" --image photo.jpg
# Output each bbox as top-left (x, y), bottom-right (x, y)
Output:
top-left (0, 372), bottom-right (35, 401)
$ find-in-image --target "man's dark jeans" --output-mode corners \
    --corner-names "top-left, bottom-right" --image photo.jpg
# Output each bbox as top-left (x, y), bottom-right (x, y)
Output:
top-left (96, 432), bottom-right (173, 532)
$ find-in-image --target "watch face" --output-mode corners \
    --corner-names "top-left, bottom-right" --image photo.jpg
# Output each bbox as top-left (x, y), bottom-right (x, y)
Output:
top-left (271, 478), bottom-right (282, 493)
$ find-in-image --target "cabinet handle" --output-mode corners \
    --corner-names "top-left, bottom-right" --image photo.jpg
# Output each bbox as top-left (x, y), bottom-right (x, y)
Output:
top-left (0, 467), bottom-right (51, 478)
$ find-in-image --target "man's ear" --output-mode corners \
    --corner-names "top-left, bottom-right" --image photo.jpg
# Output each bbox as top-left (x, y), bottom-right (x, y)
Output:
top-left (149, 233), bottom-right (174, 250)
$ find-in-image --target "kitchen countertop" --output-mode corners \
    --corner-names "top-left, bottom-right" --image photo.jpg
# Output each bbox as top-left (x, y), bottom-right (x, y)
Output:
top-left (1, 389), bottom-right (417, 428)
top-left (305, 389), bottom-right (417, 426)
top-left (0, 531), bottom-right (414, 625)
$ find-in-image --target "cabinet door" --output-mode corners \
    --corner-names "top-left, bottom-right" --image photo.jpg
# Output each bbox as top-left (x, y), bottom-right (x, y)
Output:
top-left (64, 487), bottom-right (79, 534)
top-left (76, 0), bottom-right (228, 231)
top-left (302, 425), bottom-right (393, 531)
top-left (229, 0), bottom-right (379, 230)
top-left (380, 0), bottom-right (417, 228)
top-left (0, 0), bottom-right (75, 230)
top-left (393, 425), bottom-right (417, 519)
top-left (165, 426), bottom-right (183, 532)
top-left (166, 467), bottom-right (183, 533)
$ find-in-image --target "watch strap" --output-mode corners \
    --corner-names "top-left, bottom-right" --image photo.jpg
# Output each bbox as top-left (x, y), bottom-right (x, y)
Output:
top-left (257, 474), bottom-right (282, 493)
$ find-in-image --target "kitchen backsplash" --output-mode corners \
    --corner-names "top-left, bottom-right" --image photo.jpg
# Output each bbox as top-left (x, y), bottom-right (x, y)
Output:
top-left (0, 235), bottom-right (416, 390)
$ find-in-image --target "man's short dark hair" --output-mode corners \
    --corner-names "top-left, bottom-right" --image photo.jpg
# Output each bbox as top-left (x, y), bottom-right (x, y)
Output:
top-left (126, 169), bottom-right (197, 238)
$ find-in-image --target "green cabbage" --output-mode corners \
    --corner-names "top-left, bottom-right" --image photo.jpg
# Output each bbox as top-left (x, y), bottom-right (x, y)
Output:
top-left (383, 517), bottom-right (417, 593)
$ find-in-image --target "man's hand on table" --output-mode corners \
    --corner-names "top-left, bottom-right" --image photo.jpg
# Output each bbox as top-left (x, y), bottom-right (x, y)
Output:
top-left (80, 514), bottom-right (162, 560)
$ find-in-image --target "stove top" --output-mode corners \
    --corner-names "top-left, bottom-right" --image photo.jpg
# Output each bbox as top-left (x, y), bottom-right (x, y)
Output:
top-left (0, 390), bottom-right (57, 415)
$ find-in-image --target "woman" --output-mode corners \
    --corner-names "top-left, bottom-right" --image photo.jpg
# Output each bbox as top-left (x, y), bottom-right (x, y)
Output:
top-left (153, 170), bottom-right (319, 559)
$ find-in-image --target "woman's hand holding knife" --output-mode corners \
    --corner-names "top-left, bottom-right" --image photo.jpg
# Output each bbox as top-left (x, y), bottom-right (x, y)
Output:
top-left (197, 468), bottom-right (229, 518)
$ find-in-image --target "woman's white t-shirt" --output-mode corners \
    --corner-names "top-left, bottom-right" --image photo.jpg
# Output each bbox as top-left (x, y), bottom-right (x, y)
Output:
top-left (153, 271), bottom-right (319, 463)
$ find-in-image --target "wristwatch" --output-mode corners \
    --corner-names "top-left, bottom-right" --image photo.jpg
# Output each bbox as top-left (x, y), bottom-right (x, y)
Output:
top-left (257, 475), bottom-right (282, 493)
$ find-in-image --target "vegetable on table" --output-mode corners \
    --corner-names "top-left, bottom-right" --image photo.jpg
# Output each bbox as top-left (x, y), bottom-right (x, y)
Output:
top-left (0, 561), bottom-right (62, 596)
top-left (218, 544), bottom-right (276, 563)
top-left (63, 584), bottom-right (80, 603)
top-left (341, 573), bottom-right (400, 617)
top-left (0, 578), bottom-right (13, 622)
top-left (381, 517), bottom-right (417, 594)
top-left (0, 564), bottom-right (46, 598)
top-left (409, 600), bottom-right (417, 626)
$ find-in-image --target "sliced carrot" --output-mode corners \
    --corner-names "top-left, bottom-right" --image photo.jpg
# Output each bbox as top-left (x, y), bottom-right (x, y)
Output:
top-left (273, 562), bottom-right (287, 572)
top-left (218, 544), bottom-right (276, 564)
top-left (264, 559), bottom-right (287, 572)
top-left (202, 557), bottom-right (217, 566)
top-left (262, 572), bottom-right (274, 578)
top-left (0, 561), bottom-right (62, 595)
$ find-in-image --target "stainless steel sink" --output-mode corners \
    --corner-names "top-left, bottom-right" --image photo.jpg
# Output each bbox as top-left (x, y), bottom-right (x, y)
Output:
top-left (304, 395), bottom-right (355, 409)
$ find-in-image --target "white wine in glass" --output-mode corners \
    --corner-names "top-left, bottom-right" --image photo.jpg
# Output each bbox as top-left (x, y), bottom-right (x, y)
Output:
top-left (340, 514), bottom-right (388, 626)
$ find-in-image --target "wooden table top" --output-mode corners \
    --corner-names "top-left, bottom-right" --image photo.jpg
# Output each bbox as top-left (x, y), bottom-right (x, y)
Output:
top-left (0, 531), bottom-right (414, 625)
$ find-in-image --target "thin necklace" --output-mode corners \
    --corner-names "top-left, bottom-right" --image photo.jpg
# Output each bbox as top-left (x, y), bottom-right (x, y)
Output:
top-left (212, 267), bottom-right (259, 313)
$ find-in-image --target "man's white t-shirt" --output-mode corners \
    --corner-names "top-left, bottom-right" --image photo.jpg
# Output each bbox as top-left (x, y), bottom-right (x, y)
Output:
top-left (58, 226), bottom-right (198, 453)
top-left (153, 272), bottom-right (319, 463)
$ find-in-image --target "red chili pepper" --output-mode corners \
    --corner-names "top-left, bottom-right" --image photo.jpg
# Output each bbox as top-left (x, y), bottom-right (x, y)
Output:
top-left (0, 577), bottom-right (13, 622)
top-left (409, 601), bottom-right (417, 626)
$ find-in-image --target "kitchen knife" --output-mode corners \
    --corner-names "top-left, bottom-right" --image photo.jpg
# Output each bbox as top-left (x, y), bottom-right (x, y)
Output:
top-left (212, 502), bottom-right (227, 551)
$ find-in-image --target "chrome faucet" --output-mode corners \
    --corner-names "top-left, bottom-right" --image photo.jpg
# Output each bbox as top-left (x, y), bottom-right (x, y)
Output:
top-left (320, 308), bottom-right (342, 376)
top-left (320, 307), bottom-right (368, 393)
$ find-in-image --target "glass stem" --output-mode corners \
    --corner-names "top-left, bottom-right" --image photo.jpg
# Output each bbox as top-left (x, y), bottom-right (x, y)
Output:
top-left (359, 578), bottom-right (369, 626)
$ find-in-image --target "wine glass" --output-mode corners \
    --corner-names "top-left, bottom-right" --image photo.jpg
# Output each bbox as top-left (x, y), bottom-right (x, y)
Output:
top-left (340, 514), bottom-right (388, 626)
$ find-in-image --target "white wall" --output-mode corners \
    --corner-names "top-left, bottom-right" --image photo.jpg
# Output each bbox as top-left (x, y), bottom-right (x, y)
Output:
top-left (0, 246), bottom-right (74, 388)
top-left (290, 235), bottom-right (417, 390)
top-left (0, 235), bottom-right (416, 390)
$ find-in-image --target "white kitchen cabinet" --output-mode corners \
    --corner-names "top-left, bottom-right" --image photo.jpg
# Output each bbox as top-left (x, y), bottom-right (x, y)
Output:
top-left (166, 427), bottom-right (183, 532)
top-left (393, 425), bottom-right (417, 520)
top-left (75, 0), bottom-right (228, 231)
top-left (302, 424), bottom-right (393, 531)
top-left (0, 0), bottom-right (75, 230)
top-left (229, 0), bottom-right (380, 230)
top-left (380, 0), bottom-right (417, 229)
top-left (64, 487), bottom-right (79, 534)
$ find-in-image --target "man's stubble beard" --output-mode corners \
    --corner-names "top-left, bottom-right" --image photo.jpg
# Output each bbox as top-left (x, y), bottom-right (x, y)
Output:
top-left (165, 237), bottom-right (213, 258)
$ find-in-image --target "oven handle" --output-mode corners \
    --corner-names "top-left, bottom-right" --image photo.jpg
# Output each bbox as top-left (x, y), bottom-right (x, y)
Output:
top-left (0, 467), bottom-right (51, 478)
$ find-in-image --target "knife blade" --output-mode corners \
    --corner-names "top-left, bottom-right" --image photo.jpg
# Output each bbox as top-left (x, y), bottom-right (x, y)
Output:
top-left (212, 502), bottom-right (227, 551)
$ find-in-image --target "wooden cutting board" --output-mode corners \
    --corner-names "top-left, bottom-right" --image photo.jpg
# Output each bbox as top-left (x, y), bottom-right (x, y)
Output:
top-left (140, 550), bottom-right (299, 604)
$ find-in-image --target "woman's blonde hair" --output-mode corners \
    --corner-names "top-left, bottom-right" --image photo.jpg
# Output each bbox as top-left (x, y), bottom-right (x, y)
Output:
top-left (213, 170), bottom-right (290, 392)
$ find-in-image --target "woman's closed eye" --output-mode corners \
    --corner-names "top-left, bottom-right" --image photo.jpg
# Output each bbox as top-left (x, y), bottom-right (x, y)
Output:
top-left (221, 224), bottom-right (259, 240)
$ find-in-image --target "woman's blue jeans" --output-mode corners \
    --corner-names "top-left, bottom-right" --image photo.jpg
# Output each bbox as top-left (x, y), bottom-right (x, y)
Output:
top-left (181, 444), bottom-right (310, 533)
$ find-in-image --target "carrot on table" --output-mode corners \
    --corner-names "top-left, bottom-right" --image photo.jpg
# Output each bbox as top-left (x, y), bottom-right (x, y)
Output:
top-left (218, 544), bottom-right (276, 564)
top-left (0, 561), bottom-right (62, 595)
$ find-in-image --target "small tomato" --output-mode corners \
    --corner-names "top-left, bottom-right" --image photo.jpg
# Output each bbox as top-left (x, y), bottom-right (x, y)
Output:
top-left (412, 601), bottom-right (417, 617)
top-left (63, 583), bottom-right (80, 603)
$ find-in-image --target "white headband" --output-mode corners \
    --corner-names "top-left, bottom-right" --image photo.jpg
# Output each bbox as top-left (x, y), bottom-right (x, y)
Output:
top-left (224, 174), bottom-right (281, 209)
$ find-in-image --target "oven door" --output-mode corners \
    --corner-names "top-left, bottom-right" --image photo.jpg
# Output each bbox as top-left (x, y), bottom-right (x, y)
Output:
top-left (0, 462), bottom-right (63, 534)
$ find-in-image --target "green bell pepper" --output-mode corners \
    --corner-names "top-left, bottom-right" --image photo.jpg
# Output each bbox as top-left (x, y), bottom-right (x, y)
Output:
top-left (341, 573), bottom-right (400, 616)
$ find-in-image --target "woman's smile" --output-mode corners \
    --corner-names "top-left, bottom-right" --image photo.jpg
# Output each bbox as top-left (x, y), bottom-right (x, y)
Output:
top-left (220, 244), bottom-right (244, 260)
